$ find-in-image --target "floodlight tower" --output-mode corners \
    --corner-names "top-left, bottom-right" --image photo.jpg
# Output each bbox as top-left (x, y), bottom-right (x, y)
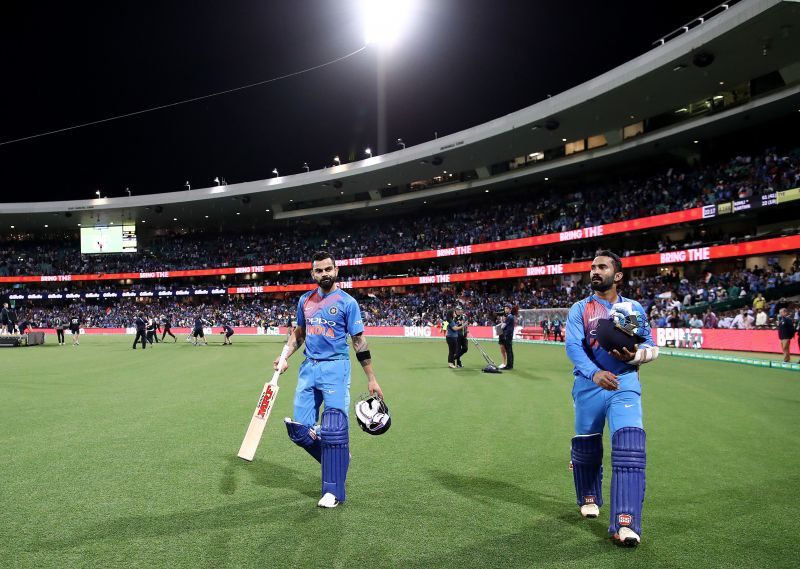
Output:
top-left (361, 0), bottom-right (418, 155)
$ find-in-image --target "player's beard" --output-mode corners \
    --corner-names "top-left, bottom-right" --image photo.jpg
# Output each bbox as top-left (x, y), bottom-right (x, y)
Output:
top-left (591, 274), bottom-right (614, 292)
top-left (319, 275), bottom-right (336, 291)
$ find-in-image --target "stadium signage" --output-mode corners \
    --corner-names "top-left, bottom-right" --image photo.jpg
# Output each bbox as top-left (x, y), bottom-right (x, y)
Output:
top-left (655, 327), bottom-right (703, 348)
top-left (437, 246), bottom-right (472, 257)
top-left (404, 326), bottom-right (432, 337)
top-left (659, 247), bottom-right (710, 264)
top-left (6, 288), bottom-right (234, 301)
top-left (559, 226), bottom-right (603, 241)
top-left (226, 236), bottom-right (799, 294)
top-left (761, 192), bottom-right (777, 207)
top-left (733, 199), bottom-right (752, 213)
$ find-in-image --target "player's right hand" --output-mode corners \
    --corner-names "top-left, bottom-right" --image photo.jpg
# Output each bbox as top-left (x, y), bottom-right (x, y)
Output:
top-left (592, 370), bottom-right (619, 391)
top-left (273, 357), bottom-right (289, 374)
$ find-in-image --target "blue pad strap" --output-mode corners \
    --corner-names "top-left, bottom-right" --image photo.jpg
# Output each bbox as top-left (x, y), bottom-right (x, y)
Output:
top-left (285, 419), bottom-right (321, 463)
top-left (571, 433), bottom-right (604, 507)
top-left (610, 427), bottom-right (646, 535)
top-left (320, 408), bottom-right (349, 502)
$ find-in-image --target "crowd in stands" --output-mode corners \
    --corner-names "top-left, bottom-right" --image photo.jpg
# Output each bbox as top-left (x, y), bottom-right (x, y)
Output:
top-left (12, 253), bottom-right (798, 330)
top-left (1, 146), bottom-right (798, 277)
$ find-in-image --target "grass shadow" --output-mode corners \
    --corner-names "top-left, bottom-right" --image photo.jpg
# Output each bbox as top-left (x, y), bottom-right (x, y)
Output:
top-left (223, 454), bottom-right (318, 499)
top-left (429, 468), bottom-right (610, 541)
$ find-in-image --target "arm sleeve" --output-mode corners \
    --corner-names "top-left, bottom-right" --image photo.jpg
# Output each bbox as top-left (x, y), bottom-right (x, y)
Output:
top-left (565, 303), bottom-right (601, 381)
top-left (296, 295), bottom-right (306, 329)
top-left (346, 299), bottom-right (365, 336)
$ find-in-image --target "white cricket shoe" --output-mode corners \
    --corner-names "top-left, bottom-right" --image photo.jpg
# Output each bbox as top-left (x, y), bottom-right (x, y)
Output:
top-left (580, 504), bottom-right (599, 518)
top-left (317, 492), bottom-right (340, 508)
top-left (613, 527), bottom-right (641, 546)
top-left (498, 364), bottom-right (507, 369)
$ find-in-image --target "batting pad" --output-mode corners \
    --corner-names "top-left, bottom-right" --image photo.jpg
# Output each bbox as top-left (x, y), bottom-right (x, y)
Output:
top-left (321, 408), bottom-right (350, 502)
top-left (571, 433), bottom-right (604, 507)
top-left (285, 419), bottom-right (321, 463)
top-left (610, 427), bottom-right (646, 536)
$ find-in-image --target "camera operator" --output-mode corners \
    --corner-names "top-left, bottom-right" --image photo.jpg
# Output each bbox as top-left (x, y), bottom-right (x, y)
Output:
top-left (498, 304), bottom-right (516, 370)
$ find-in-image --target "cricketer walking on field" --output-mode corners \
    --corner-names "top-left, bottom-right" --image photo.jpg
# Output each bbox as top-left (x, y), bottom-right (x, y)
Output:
top-left (565, 250), bottom-right (659, 547)
top-left (273, 251), bottom-right (383, 508)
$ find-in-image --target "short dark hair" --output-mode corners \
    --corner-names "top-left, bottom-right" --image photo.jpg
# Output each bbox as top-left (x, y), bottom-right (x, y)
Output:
top-left (595, 250), bottom-right (623, 274)
top-left (311, 250), bottom-right (335, 265)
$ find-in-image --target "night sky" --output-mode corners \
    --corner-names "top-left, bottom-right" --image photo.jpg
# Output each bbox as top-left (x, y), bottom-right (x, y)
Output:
top-left (1, 0), bottom-right (722, 202)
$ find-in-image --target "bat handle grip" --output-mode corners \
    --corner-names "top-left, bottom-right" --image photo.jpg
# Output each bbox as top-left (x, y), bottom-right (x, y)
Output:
top-left (272, 345), bottom-right (292, 382)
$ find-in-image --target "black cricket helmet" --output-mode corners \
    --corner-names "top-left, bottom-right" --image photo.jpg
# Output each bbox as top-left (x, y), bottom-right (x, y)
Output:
top-left (596, 304), bottom-right (646, 352)
top-left (354, 393), bottom-right (391, 435)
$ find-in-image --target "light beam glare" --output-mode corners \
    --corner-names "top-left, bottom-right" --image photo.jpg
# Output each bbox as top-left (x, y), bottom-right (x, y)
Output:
top-left (362, 0), bottom-right (418, 48)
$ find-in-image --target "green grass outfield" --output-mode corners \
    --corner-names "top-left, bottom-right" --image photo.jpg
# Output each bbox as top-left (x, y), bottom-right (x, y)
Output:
top-left (1, 336), bottom-right (797, 569)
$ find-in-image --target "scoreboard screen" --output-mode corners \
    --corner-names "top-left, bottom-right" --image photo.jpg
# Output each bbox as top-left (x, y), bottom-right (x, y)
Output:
top-left (80, 225), bottom-right (137, 254)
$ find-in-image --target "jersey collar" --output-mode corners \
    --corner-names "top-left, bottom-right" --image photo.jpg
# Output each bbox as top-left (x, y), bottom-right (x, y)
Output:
top-left (316, 285), bottom-right (340, 298)
top-left (592, 293), bottom-right (622, 307)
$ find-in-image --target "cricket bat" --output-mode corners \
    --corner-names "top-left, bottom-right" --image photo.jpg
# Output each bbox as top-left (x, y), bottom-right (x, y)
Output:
top-left (237, 348), bottom-right (289, 461)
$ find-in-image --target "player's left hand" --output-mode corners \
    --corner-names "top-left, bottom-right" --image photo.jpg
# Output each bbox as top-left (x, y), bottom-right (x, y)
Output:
top-left (610, 346), bottom-right (637, 362)
top-left (368, 378), bottom-right (383, 399)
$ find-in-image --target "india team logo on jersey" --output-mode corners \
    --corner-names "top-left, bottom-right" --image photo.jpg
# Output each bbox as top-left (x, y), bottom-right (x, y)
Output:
top-left (329, 307), bottom-right (338, 315)
top-left (306, 316), bottom-right (337, 338)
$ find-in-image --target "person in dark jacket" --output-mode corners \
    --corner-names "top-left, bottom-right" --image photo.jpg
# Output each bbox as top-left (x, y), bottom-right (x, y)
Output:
top-left (454, 306), bottom-right (469, 368)
top-left (777, 308), bottom-right (795, 363)
top-left (133, 313), bottom-right (147, 350)
top-left (498, 304), bottom-right (516, 370)
top-left (445, 310), bottom-right (464, 369)
top-left (222, 323), bottom-right (235, 345)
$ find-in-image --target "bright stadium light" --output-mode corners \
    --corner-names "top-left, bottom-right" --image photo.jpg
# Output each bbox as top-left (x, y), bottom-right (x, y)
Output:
top-left (361, 0), bottom-right (418, 48)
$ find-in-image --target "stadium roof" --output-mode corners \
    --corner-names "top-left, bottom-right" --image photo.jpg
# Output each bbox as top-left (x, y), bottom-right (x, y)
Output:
top-left (2, 0), bottom-right (799, 231)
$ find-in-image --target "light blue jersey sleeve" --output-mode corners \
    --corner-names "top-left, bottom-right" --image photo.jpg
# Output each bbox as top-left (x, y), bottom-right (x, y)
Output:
top-left (346, 297), bottom-right (364, 336)
top-left (565, 302), bottom-right (601, 382)
top-left (631, 300), bottom-right (654, 348)
top-left (296, 293), bottom-right (308, 329)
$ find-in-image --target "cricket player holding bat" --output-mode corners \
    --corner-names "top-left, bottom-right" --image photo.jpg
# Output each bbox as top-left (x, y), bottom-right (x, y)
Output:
top-left (566, 250), bottom-right (658, 547)
top-left (274, 251), bottom-right (383, 508)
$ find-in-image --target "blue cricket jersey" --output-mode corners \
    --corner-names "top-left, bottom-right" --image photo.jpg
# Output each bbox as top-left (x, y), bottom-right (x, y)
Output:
top-left (565, 294), bottom-right (654, 381)
top-left (296, 286), bottom-right (364, 360)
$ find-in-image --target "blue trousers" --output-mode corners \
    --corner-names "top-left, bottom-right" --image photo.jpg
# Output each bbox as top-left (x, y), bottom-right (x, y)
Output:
top-left (572, 371), bottom-right (643, 435)
top-left (294, 359), bottom-right (351, 427)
